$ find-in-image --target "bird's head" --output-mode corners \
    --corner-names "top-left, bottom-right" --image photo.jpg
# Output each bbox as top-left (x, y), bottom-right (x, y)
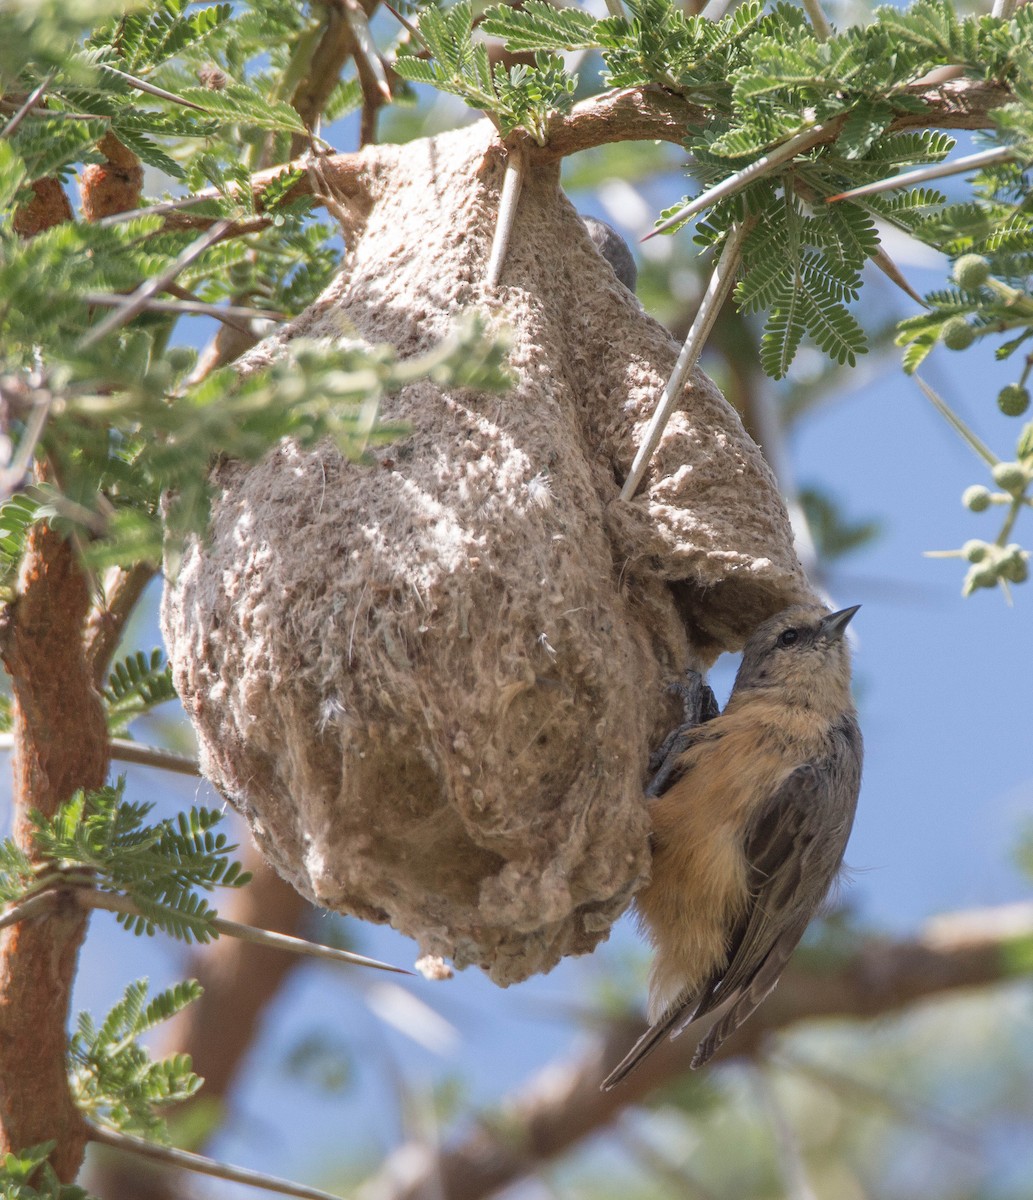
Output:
top-left (730, 604), bottom-right (859, 712)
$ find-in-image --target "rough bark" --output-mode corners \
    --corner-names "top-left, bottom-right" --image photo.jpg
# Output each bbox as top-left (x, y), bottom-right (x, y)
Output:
top-left (0, 523), bottom-right (109, 1180)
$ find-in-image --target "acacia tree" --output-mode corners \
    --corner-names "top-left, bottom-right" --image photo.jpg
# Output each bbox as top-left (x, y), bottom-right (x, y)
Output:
top-left (1, 0), bottom-right (1032, 1197)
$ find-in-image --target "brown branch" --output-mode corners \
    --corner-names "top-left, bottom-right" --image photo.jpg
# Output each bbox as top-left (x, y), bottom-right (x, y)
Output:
top-left (153, 76), bottom-right (1011, 245)
top-left (11, 177), bottom-right (73, 238)
top-left (362, 902), bottom-right (1033, 1200)
top-left (0, 515), bottom-right (109, 1181)
top-left (79, 132), bottom-right (144, 222)
top-left (538, 76), bottom-right (1010, 159)
top-left (84, 563), bottom-right (158, 687)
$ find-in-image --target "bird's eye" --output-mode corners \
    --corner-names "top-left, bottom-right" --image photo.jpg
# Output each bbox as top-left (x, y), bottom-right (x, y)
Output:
top-left (777, 628), bottom-right (799, 647)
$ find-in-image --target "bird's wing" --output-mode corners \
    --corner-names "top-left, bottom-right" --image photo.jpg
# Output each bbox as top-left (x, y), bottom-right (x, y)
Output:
top-left (688, 735), bottom-right (861, 1066)
top-left (601, 990), bottom-right (698, 1091)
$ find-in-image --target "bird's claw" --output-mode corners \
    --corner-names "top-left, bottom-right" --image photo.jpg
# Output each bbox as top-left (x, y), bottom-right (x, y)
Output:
top-left (646, 670), bottom-right (719, 797)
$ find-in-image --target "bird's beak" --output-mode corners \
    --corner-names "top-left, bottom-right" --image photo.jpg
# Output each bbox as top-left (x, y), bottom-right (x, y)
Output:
top-left (820, 605), bottom-right (860, 640)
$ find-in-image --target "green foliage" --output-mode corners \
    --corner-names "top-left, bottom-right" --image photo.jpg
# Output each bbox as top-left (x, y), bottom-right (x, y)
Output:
top-left (0, 1143), bottom-right (92, 1200)
top-left (0, 492), bottom-right (41, 601)
top-left (394, 2), bottom-right (577, 142)
top-left (11, 781), bottom-right (252, 942)
top-left (103, 649), bottom-right (177, 734)
top-left (462, 0), bottom-right (1033, 376)
top-left (69, 978), bottom-right (203, 1139)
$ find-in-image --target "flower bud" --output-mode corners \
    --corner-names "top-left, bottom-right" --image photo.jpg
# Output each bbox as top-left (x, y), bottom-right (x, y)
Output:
top-left (962, 484), bottom-right (992, 511)
top-left (997, 384), bottom-right (1031, 417)
top-left (992, 461), bottom-right (1028, 493)
top-left (953, 254), bottom-right (991, 289)
top-left (941, 316), bottom-right (976, 350)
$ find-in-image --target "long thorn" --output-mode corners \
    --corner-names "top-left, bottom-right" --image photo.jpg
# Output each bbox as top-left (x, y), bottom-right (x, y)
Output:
top-left (79, 219), bottom-right (233, 349)
top-left (621, 221), bottom-right (750, 501)
top-left (0, 891), bottom-right (58, 934)
top-left (98, 63), bottom-right (210, 111)
top-left (343, 0), bottom-right (392, 101)
top-left (826, 146), bottom-right (1017, 203)
top-left (801, 0), bottom-right (833, 39)
top-left (2, 72), bottom-right (55, 140)
top-left (85, 292), bottom-right (284, 325)
top-left (87, 1122), bottom-right (347, 1200)
top-left (80, 890), bottom-right (414, 975)
top-left (486, 145), bottom-right (526, 288)
top-left (870, 246), bottom-right (927, 306)
top-left (914, 374), bottom-right (999, 467)
top-left (642, 124), bottom-right (831, 241)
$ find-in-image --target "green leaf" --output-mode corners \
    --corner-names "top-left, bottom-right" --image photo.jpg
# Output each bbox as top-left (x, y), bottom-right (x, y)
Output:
top-left (178, 84), bottom-right (306, 133)
top-left (69, 978), bottom-right (203, 1140)
top-left (480, 0), bottom-right (600, 53)
top-left (103, 649), bottom-right (177, 735)
top-left (29, 781), bottom-right (251, 944)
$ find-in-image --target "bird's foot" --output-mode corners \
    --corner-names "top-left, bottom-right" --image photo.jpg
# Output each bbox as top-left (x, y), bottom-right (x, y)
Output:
top-left (646, 671), bottom-right (719, 797)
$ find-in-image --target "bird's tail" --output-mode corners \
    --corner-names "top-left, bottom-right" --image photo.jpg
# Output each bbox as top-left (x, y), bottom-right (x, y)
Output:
top-left (689, 966), bottom-right (782, 1069)
top-left (601, 1000), bottom-right (695, 1091)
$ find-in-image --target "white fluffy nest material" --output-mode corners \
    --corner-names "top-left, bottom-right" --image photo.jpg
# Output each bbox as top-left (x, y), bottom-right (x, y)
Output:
top-left (161, 121), bottom-right (813, 984)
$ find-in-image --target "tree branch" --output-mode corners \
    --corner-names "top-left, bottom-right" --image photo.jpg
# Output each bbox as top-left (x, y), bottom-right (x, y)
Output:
top-left (361, 902), bottom-right (1033, 1200)
top-left (539, 77), bottom-right (1010, 158)
top-left (0, 516), bottom-right (109, 1181)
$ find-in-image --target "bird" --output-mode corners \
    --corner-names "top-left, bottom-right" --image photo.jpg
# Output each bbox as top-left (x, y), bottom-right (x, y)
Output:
top-left (602, 603), bottom-right (863, 1090)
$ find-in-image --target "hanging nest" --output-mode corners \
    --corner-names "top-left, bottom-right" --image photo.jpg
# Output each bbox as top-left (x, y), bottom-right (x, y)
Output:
top-left (161, 120), bottom-right (814, 984)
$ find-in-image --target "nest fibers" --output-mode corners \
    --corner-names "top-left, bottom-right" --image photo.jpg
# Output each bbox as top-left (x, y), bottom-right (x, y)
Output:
top-left (161, 121), bottom-right (814, 984)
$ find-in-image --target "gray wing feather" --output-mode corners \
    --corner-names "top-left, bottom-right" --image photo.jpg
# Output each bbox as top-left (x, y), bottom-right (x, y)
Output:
top-left (689, 720), bottom-right (862, 1064)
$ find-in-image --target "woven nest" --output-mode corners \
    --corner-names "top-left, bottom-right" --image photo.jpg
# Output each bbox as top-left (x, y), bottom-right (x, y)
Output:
top-left (161, 121), bottom-right (813, 984)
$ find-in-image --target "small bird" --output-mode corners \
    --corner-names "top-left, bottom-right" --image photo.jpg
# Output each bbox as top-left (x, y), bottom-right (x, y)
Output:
top-left (602, 603), bottom-right (863, 1090)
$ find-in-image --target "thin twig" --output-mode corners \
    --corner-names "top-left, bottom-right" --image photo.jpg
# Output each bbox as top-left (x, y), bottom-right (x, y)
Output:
top-left (775, 1050), bottom-right (979, 1150)
top-left (621, 221), bottom-right (750, 500)
top-left (0, 391), bottom-right (51, 499)
top-left (2, 72), bottom-right (55, 140)
top-left (826, 145), bottom-right (1017, 202)
top-left (109, 737), bottom-right (200, 777)
top-left (617, 1117), bottom-right (721, 1200)
top-left (0, 732), bottom-right (199, 776)
top-left (79, 889), bottom-right (414, 975)
top-left (800, 0), bottom-right (833, 40)
top-left (85, 563), bottom-right (159, 686)
top-left (914, 374), bottom-right (999, 467)
top-left (755, 1066), bottom-right (819, 1200)
top-left (343, 0), bottom-right (392, 101)
top-left (78, 219), bottom-right (233, 349)
top-left (0, 890), bottom-right (58, 935)
top-left (486, 144), bottom-right (527, 288)
top-left (642, 123), bottom-right (832, 241)
top-left (94, 192), bottom-right (223, 227)
top-left (98, 63), bottom-right (210, 112)
top-left (86, 1122), bottom-right (346, 1200)
top-left (84, 292), bottom-right (284, 325)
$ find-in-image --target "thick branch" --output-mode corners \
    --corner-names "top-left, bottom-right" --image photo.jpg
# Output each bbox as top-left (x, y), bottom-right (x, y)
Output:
top-left (0, 522), bottom-right (109, 1181)
top-left (361, 903), bottom-right (1033, 1200)
top-left (156, 77), bottom-right (1011, 242)
top-left (539, 77), bottom-right (1010, 158)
